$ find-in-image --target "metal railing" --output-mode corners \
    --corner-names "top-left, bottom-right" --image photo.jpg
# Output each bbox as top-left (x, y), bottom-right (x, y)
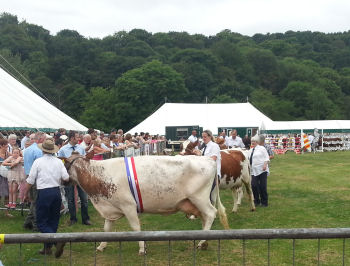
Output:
top-left (2, 228), bottom-right (350, 265)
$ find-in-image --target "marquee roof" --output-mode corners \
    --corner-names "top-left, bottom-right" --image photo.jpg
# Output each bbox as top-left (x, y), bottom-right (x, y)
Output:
top-left (0, 67), bottom-right (87, 132)
top-left (128, 102), bottom-right (273, 135)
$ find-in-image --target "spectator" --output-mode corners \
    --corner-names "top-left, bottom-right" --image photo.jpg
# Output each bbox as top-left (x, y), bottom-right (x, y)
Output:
top-left (139, 132), bottom-right (145, 155)
top-left (28, 133), bottom-right (35, 147)
top-left (23, 131), bottom-right (46, 231)
top-left (78, 133), bottom-right (84, 144)
top-left (80, 134), bottom-right (92, 152)
top-left (2, 148), bottom-right (25, 209)
top-left (259, 135), bottom-right (274, 159)
top-left (124, 133), bottom-right (137, 157)
top-left (55, 138), bottom-right (65, 150)
top-left (243, 135), bottom-right (251, 149)
top-left (7, 134), bottom-right (18, 155)
top-left (59, 128), bottom-right (66, 136)
top-left (225, 130), bottom-right (245, 148)
top-left (87, 129), bottom-right (109, 160)
top-left (188, 130), bottom-right (198, 143)
top-left (144, 133), bottom-right (151, 155)
top-left (58, 131), bottom-right (91, 226)
top-left (21, 131), bottom-right (31, 150)
top-left (0, 139), bottom-right (12, 218)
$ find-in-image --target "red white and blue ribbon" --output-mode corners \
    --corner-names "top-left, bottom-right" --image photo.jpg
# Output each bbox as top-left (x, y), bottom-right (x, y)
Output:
top-left (124, 157), bottom-right (143, 213)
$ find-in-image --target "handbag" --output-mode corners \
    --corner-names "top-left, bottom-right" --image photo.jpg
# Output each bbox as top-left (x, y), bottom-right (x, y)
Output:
top-left (0, 164), bottom-right (9, 178)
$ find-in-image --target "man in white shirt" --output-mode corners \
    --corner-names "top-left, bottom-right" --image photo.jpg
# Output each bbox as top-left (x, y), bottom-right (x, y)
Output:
top-left (188, 130), bottom-right (198, 143)
top-left (219, 131), bottom-right (228, 141)
top-left (225, 130), bottom-right (245, 148)
top-left (24, 138), bottom-right (69, 257)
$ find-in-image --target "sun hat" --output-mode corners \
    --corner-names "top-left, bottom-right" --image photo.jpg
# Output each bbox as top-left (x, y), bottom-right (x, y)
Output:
top-left (60, 135), bottom-right (68, 141)
top-left (38, 138), bottom-right (59, 154)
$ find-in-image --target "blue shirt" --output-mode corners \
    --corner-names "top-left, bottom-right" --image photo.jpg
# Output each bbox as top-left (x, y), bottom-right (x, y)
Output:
top-left (23, 143), bottom-right (43, 175)
top-left (58, 143), bottom-right (86, 158)
top-left (21, 136), bottom-right (29, 150)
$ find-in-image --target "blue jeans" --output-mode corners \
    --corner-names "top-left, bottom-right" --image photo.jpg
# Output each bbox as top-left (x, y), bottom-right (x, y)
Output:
top-left (64, 185), bottom-right (89, 223)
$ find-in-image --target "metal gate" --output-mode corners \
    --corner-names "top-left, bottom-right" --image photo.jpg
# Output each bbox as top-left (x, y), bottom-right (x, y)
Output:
top-left (1, 228), bottom-right (350, 265)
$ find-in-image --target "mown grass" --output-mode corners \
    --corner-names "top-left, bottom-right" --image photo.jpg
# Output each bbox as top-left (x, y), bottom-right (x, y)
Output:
top-left (1, 151), bottom-right (350, 265)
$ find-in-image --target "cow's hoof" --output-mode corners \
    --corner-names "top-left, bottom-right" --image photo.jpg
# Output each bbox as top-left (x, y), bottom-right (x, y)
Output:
top-left (251, 208), bottom-right (256, 212)
top-left (138, 250), bottom-right (147, 255)
top-left (197, 241), bottom-right (208, 250)
top-left (96, 247), bottom-right (104, 252)
top-left (232, 209), bottom-right (238, 213)
top-left (186, 214), bottom-right (197, 220)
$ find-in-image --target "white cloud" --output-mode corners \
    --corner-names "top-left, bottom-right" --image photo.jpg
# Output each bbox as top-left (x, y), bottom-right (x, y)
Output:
top-left (1, 0), bottom-right (350, 38)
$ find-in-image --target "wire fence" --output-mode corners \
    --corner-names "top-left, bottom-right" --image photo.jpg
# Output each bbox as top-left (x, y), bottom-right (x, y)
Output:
top-left (2, 228), bottom-right (350, 265)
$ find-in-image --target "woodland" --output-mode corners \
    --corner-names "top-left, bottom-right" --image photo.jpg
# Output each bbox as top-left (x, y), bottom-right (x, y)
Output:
top-left (1, 13), bottom-right (350, 131)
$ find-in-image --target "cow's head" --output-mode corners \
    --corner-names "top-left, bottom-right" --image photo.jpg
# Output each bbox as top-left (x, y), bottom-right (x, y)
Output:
top-left (179, 140), bottom-right (199, 155)
top-left (61, 150), bottom-right (95, 185)
top-left (216, 138), bottom-right (227, 150)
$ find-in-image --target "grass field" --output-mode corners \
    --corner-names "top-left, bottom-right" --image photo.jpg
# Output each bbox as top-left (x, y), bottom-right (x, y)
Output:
top-left (1, 151), bottom-right (350, 265)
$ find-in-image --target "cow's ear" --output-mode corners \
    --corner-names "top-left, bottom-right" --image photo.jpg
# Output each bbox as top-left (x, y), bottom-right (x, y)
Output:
top-left (85, 150), bottom-right (94, 161)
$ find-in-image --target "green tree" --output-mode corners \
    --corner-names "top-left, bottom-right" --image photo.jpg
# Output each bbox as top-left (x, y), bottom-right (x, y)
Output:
top-left (251, 89), bottom-right (295, 120)
top-left (114, 60), bottom-right (187, 130)
top-left (80, 87), bottom-right (114, 131)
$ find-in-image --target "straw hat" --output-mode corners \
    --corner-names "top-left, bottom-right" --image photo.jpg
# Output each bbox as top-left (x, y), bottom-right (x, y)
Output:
top-left (38, 138), bottom-right (59, 154)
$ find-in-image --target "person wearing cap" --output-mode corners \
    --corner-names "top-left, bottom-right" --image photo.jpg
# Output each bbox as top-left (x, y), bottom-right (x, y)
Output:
top-left (24, 138), bottom-right (69, 257)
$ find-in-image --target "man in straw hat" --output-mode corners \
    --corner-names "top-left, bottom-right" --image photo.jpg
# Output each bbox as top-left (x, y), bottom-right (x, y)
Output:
top-left (24, 138), bottom-right (69, 257)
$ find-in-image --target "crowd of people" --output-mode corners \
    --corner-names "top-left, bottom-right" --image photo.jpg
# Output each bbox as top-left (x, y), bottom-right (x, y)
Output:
top-left (0, 126), bottom-right (278, 257)
top-left (0, 128), bottom-right (167, 257)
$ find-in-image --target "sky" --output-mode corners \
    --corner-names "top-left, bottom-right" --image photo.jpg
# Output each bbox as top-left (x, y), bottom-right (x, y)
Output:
top-left (2, 0), bottom-right (350, 38)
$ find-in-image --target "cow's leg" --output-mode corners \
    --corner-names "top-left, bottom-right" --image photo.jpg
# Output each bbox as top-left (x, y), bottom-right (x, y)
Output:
top-left (97, 219), bottom-right (115, 252)
top-left (237, 186), bottom-right (243, 205)
top-left (122, 208), bottom-right (145, 255)
top-left (231, 188), bottom-right (239, 213)
top-left (189, 197), bottom-right (217, 250)
top-left (242, 178), bottom-right (256, 211)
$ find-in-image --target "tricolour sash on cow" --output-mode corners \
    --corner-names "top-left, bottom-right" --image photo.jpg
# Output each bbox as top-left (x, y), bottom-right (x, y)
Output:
top-left (124, 157), bottom-right (144, 213)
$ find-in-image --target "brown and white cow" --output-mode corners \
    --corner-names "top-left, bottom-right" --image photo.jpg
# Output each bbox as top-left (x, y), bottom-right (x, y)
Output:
top-left (216, 138), bottom-right (228, 150)
top-left (181, 142), bottom-right (255, 213)
top-left (64, 153), bottom-right (229, 254)
top-left (179, 140), bottom-right (199, 155)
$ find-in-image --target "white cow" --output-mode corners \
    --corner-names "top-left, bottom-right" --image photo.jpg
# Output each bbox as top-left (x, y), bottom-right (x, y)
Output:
top-left (65, 153), bottom-right (229, 254)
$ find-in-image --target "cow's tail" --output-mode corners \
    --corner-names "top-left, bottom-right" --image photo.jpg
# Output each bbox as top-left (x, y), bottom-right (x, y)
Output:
top-left (215, 173), bottom-right (230, 230)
